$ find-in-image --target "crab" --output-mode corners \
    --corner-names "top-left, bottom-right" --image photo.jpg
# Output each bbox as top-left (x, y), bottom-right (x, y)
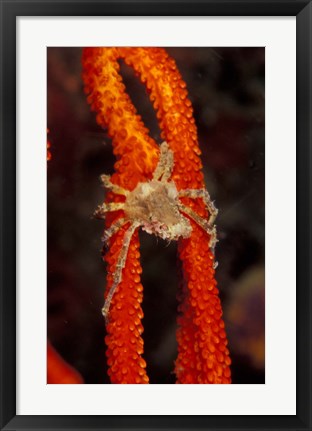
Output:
top-left (94, 141), bottom-right (218, 322)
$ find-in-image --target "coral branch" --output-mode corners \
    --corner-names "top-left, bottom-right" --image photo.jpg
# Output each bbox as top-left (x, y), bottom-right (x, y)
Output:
top-left (82, 47), bottom-right (231, 384)
top-left (47, 342), bottom-right (83, 384)
top-left (47, 128), bottom-right (52, 161)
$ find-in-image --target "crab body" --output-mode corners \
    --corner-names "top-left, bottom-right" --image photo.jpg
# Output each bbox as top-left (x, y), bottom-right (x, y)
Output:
top-left (125, 180), bottom-right (192, 241)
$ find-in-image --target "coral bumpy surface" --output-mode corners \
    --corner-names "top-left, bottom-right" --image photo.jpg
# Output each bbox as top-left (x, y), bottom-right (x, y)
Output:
top-left (82, 47), bottom-right (231, 384)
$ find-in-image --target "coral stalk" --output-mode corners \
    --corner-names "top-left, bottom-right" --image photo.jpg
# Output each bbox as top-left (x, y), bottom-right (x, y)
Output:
top-left (82, 47), bottom-right (231, 383)
top-left (47, 342), bottom-right (83, 384)
top-left (47, 128), bottom-right (52, 161)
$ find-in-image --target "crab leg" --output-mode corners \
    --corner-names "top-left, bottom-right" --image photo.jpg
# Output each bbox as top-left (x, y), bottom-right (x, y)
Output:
top-left (178, 203), bottom-right (218, 252)
top-left (153, 141), bottom-right (174, 181)
top-left (102, 217), bottom-right (128, 243)
top-left (102, 222), bottom-right (140, 322)
top-left (100, 174), bottom-right (129, 196)
top-left (179, 188), bottom-right (218, 225)
top-left (94, 202), bottom-right (125, 219)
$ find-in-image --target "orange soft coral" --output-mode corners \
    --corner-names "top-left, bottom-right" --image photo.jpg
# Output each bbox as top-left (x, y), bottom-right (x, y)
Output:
top-left (47, 129), bottom-right (52, 161)
top-left (47, 341), bottom-right (83, 384)
top-left (82, 47), bottom-right (231, 384)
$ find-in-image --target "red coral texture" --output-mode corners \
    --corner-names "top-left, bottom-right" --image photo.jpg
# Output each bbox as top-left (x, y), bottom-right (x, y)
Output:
top-left (82, 47), bottom-right (231, 384)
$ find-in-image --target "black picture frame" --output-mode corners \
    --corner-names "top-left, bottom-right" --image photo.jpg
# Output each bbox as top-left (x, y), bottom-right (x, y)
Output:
top-left (0, 1), bottom-right (311, 430)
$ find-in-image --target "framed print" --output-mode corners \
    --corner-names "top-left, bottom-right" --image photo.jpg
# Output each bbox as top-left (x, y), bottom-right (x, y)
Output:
top-left (1, 1), bottom-right (311, 430)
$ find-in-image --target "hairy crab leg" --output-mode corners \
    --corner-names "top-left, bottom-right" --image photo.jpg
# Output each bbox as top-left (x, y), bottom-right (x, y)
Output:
top-left (100, 174), bottom-right (129, 196)
top-left (102, 222), bottom-right (140, 323)
top-left (102, 217), bottom-right (128, 243)
top-left (178, 203), bottom-right (218, 252)
top-left (153, 141), bottom-right (174, 181)
top-left (94, 202), bottom-right (125, 219)
top-left (178, 188), bottom-right (218, 225)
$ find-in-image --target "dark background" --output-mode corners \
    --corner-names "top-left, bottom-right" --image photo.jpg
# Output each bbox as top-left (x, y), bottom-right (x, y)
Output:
top-left (47, 47), bottom-right (265, 384)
